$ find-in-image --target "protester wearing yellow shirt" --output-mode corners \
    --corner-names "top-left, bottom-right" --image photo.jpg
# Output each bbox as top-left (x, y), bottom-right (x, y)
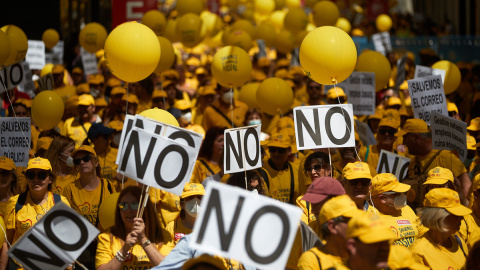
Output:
top-left (190, 127), bottom-right (224, 184)
top-left (44, 135), bottom-right (77, 195)
top-left (387, 244), bottom-right (429, 270)
top-left (0, 157), bottom-right (18, 220)
top-left (468, 174), bottom-right (480, 250)
top-left (62, 94), bottom-right (101, 147)
top-left (87, 123), bottom-right (117, 183)
top-left (52, 65), bottom-right (77, 103)
top-left (342, 162), bottom-right (374, 210)
top-left (411, 188), bottom-right (471, 269)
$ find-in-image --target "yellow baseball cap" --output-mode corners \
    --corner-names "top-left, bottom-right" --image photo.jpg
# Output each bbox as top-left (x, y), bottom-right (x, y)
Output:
top-left (160, 69), bottom-right (180, 80)
top-left (108, 120), bottom-right (124, 131)
top-left (163, 80), bottom-right (175, 89)
top-left (423, 167), bottom-right (454, 185)
top-left (152, 90), bottom-right (168, 99)
top-left (274, 69), bottom-right (293, 80)
top-left (77, 94), bottom-right (95, 106)
top-left (370, 173), bottom-right (410, 196)
top-left (72, 67), bottom-right (83, 74)
top-left (76, 83), bottom-right (90, 95)
top-left (95, 97), bottom-right (108, 107)
top-left (110, 86), bottom-right (127, 96)
top-left (467, 135), bottom-right (477, 150)
top-left (0, 156), bottom-right (16, 170)
top-left (327, 87), bottom-right (346, 100)
top-left (71, 145), bottom-right (97, 158)
top-left (447, 102), bottom-right (459, 114)
top-left (267, 132), bottom-right (291, 148)
top-left (258, 57), bottom-right (271, 67)
top-left (378, 117), bottom-right (399, 129)
top-left (342, 162), bottom-right (372, 180)
top-left (395, 118), bottom-right (429, 137)
top-left (52, 64), bottom-right (65, 74)
top-left (398, 107), bottom-right (410, 117)
top-left (424, 188), bottom-right (472, 216)
top-left (388, 245), bottom-right (429, 270)
top-left (122, 93), bottom-right (139, 104)
top-left (386, 97), bottom-right (401, 107)
top-left (473, 173), bottom-right (480, 192)
top-left (289, 66), bottom-right (305, 76)
top-left (27, 157), bottom-right (52, 171)
top-left (174, 99), bottom-right (192, 110)
top-left (185, 57), bottom-right (201, 66)
top-left (36, 137), bottom-right (53, 152)
top-left (467, 117), bottom-right (480, 131)
top-left (383, 109), bottom-right (400, 121)
top-left (251, 69), bottom-right (267, 81)
top-left (88, 74), bottom-right (105, 84)
top-left (181, 183), bottom-right (205, 199)
top-left (198, 85), bottom-right (217, 96)
top-left (15, 98), bottom-right (32, 108)
top-left (347, 212), bottom-right (396, 243)
top-left (106, 77), bottom-right (122, 88)
top-left (182, 254), bottom-right (227, 270)
top-left (318, 195), bottom-right (362, 225)
top-left (369, 108), bottom-right (384, 120)
top-left (195, 67), bottom-right (208, 75)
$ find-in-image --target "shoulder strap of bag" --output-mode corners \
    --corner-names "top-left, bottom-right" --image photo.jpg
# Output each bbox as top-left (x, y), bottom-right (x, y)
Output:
top-left (209, 105), bottom-right (235, 128)
top-left (52, 193), bottom-right (61, 204)
top-left (420, 150), bottom-right (443, 174)
top-left (199, 159), bottom-right (215, 175)
top-left (257, 167), bottom-right (270, 189)
top-left (288, 163), bottom-right (295, 204)
top-left (15, 192), bottom-right (28, 214)
top-left (454, 235), bottom-right (467, 258)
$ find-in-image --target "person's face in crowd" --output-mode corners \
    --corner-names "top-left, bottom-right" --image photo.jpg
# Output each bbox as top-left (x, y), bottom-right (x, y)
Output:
top-left (60, 144), bottom-right (75, 164)
top-left (77, 104), bottom-right (94, 120)
top-left (339, 141), bottom-right (360, 161)
top-left (292, 74), bottom-right (304, 86)
top-left (53, 73), bottom-right (64, 87)
top-left (182, 195), bottom-right (203, 218)
top-left (11, 105), bottom-right (28, 117)
top-left (0, 169), bottom-right (14, 191)
top-left (268, 146), bottom-right (291, 166)
top-left (111, 94), bottom-right (124, 106)
top-left (402, 133), bottom-right (418, 155)
top-left (344, 178), bottom-right (371, 202)
top-left (122, 102), bottom-right (137, 116)
top-left (25, 169), bottom-right (51, 193)
top-left (376, 126), bottom-right (397, 150)
top-left (128, 82), bottom-right (139, 94)
top-left (74, 152), bottom-right (97, 175)
top-left (152, 97), bottom-right (167, 110)
top-left (165, 85), bottom-right (177, 101)
top-left (200, 94), bottom-right (216, 106)
top-left (307, 81), bottom-right (322, 100)
top-left (72, 73), bottom-right (83, 85)
top-left (213, 135), bottom-right (224, 155)
top-left (305, 160), bottom-right (331, 183)
top-left (368, 119), bottom-right (381, 134)
top-left (443, 213), bottom-right (463, 234)
top-left (119, 192), bottom-right (139, 226)
top-left (92, 134), bottom-right (110, 155)
top-left (246, 112), bottom-right (261, 122)
top-left (351, 239), bottom-right (390, 270)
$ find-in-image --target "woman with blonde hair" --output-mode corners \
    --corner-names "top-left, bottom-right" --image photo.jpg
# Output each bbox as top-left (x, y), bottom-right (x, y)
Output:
top-left (44, 135), bottom-right (77, 194)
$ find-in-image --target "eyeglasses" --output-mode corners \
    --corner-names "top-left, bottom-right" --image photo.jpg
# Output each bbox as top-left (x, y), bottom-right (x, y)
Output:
top-left (348, 179), bottom-right (371, 186)
top-left (305, 163), bottom-right (332, 173)
top-left (25, 171), bottom-right (49, 180)
top-left (73, 155), bottom-right (92, 165)
top-left (269, 147), bottom-right (287, 154)
top-left (378, 128), bottom-right (397, 136)
top-left (118, 202), bottom-right (140, 211)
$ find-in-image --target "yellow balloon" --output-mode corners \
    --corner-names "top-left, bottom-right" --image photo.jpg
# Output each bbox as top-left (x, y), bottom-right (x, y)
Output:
top-left (0, 217), bottom-right (5, 246)
top-left (32, 91), bottom-right (64, 130)
top-left (355, 50), bottom-right (391, 92)
top-left (305, 0), bottom-right (319, 8)
top-left (275, 0), bottom-right (286, 9)
top-left (177, 13), bottom-right (203, 48)
top-left (98, 193), bottom-right (119, 230)
top-left (1, 25), bottom-right (28, 67)
top-left (142, 10), bottom-right (166, 36)
top-left (255, 0), bottom-right (275, 15)
top-left (222, 27), bottom-right (232, 45)
top-left (211, 46), bottom-right (252, 88)
top-left (432, 60), bottom-right (461, 95)
top-left (270, 10), bottom-right (287, 30)
top-left (256, 77), bottom-right (294, 115)
top-left (275, 29), bottom-right (295, 54)
top-left (104, 22), bottom-right (160, 83)
top-left (312, 1), bottom-right (340, 27)
top-left (40, 63), bottom-right (54, 77)
top-left (336, 17), bottom-right (351, 33)
top-left (284, 7), bottom-right (308, 34)
top-left (231, 20), bottom-right (256, 39)
top-left (285, 0), bottom-right (300, 8)
top-left (225, 30), bottom-right (252, 52)
top-left (239, 82), bottom-right (261, 109)
top-left (79, 22), bottom-right (107, 54)
top-left (155, 36), bottom-right (175, 74)
top-left (200, 11), bottom-right (222, 38)
top-left (176, 0), bottom-right (204, 15)
top-left (256, 21), bottom-right (276, 47)
top-left (42, 29), bottom-right (60, 50)
top-left (300, 26), bottom-right (357, 85)
top-left (139, 108), bottom-right (180, 126)
top-left (0, 30), bottom-right (11, 66)
top-left (164, 19), bottom-right (180, 43)
top-left (203, 30), bottom-right (223, 48)
top-left (376, 14), bottom-right (392, 32)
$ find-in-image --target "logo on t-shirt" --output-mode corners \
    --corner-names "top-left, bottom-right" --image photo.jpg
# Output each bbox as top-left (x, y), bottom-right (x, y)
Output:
top-left (20, 219), bottom-right (32, 229)
top-left (78, 202), bottom-right (91, 213)
top-left (175, 233), bottom-right (185, 241)
top-left (396, 220), bottom-right (411, 226)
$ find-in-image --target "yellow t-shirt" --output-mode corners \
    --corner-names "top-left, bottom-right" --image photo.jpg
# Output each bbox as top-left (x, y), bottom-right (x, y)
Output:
top-left (97, 146), bottom-right (118, 183)
top-left (369, 206), bottom-right (419, 248)
top-left (148, 188), bottom-right (181, 228)
top-left (297, 247), bottom-right (344, 270)
top-left (296, 195), bottom-right (316, 225)
top-left (202, 100), bottom-right (249, 131)
top-left (0, 200), bottom-right (9, 220)
top-left (52, 174), bottom-right (77, 195)
top-left (95, 232), bottom-right (171, 269)
top-left (16, 167), bottom-right (27, 194)
top-left (190, 158), bottom-right (220, 184)
top-left (406, 149), bottom-right (467, 178)
top-left (5, 192), bottom-right (70, 244)
top-left (61, 117), bottom-right (92, 148)
top-left (410, 233), bottom-right (467, 270)
top-left (263, 160), bottom-right (301, 204)
top-left (62, 178), bottom-right (114, 227)
top-left (457, 213), bottom-right (480, 250)
top-left (165, 218), bottom-right (192, 246)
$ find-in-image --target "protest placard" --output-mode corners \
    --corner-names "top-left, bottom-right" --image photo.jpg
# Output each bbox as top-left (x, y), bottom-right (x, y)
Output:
top-left (407, 75), bottom-right (448, 125)
top-left (18, 62), bottom-right (36, 95)
top-left (0, 62), bottom-right (26, 93)
top-left (377, 150), bottom-right (411, 180)
top-left (7, 202), bottom-right (99, 270)
top-left (37, 74), bottom-right (54, 92)
top-left (224, 125), bottom-right (262, 174)
top-left (25, 41), bottom-right (46, 70)
top-left (45, 40), bottom-right (64, 65)
top-left (431, 111), bottom-right (468, 162)
top-left (372, 32), bottom-right (392, 55)
top-left (80, 48), bottom-right (98, 75)
top-left (293, 104), bottom-right (355, 150)
top-left (414, 65), bottom-right (446, 83)
top-left (355, 119), bottom-right (377, 146)
top-left (189, 182), bottom-right (302, 270)
top-left (396, 54), bottom-right (407, 91)
top-left (0, 117), bottom-right (31, 166)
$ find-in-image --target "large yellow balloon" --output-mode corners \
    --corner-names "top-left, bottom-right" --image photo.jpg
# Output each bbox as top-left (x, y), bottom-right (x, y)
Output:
top-left (200, 11), bottom-right (222, 38)
top-left (0, 217), bottom-right (5, 246)
top-left (256, 78), bottom-right (294, 115)
top-left (176, 0), bottom-right (205, 16)
top-left (336, 18), bottom-right (351, 34)
top-left (177, 13), bottom-right (203, 48)
top-left (79, 22), bottom-right (107, 54)
top-left (376, 14), bottom-right (392, 32)
top-left (225, 30), bottom-right (253, 52)
top-left (239, 82), bottom-right (261, 109)
top-left (142, 10), bottom-right (166, 36)
top-left (155, 36), bottom-right (175, 74)
top-left (300, 26), bottom-right (357, 85)
top-left (355, 50), bottom-right (391, 92)
top-left (256, 22), bottom-right (276, 47)
top-left (32, 91), bottom-right (64, 130)
top-left (164, 19), bottom-right (180, 43)
top-left (270, 10), bottom-right (287, 30)
top-left (231, 20), bottom-right (256, 39)
top-left (42, 29), bottom-right (60, 50)
top-left (255, 0), bottom-right (275, 15)
top-left (432, 60), bottom-right (461, 95)
top-left (275, 29), bottom-right (295, 54)
top-left (305, 0), bottom-right (319, 8)
top-left (211, 46), bottom-right (252, 88)
top-left (284, 7), bottom-right (308, 34)
top-left (140, 108), bottom-right (180, 126)
top-left (285, 0), bottom-right (300, 8)
top-left (98, 193), bottom-right (119, 230)
top-left (0, 30), bottom-right (11, 66)
top-left (312, 1), bottom-right (340, 27)
top-left (1, 25), bottom-right (27, 67)
top-left (104, 22), bottom-right (160, 83)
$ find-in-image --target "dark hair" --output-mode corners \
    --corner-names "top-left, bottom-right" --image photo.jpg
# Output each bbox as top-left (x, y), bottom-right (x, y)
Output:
top-left (139, 77), bottom-right (155, 96)
top-left (243, 108), bottom-right (261, 125)
top-left (304, 152), bottom-right (331, 171)
top-left (38, 129), bottom-right (61, 139)
top-left (111, 186), bottom-right (163, 243)
top-left (320, 216), bottom-right (346, 239)
top-left (8, 103), bottom-right (28, 116)
top-left (227, 170), bottom-right (267, 196)
top-left (198, 127), bottom-right (226, 159)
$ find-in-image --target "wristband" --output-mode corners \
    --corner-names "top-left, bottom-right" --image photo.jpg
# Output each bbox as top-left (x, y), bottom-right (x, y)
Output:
top-left (115, 250), bottom-right (126, 262)
top-left (142, 239), bottom-right (151, 248)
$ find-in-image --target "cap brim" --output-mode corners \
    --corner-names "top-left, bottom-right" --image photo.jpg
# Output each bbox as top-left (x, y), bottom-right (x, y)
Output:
top-left (358, 228), bottom-right (395, 244)
top-left (423, 179), bottom-right (450, 185)
top-left (181, 191), bottom-right (205, 199)
top-left (301, 193), bottom-right (329, 204)
top-left (345, 174), bottom-right (372, 180)
top-left (467, 126), bottom-right (480, 131)
top-left (342, 208), bottom-right (363, 219)
top-left (394, 129), bottom-right (407, 137)
top-left (392, 183), bottom-right (411, 193)
top-left (446, 205), bottom-right (472, 216)
top-left (267, 141), bottom-right (290, 148)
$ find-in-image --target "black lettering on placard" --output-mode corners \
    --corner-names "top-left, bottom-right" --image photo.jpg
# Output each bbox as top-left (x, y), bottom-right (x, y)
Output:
top-left (154, 144), bottom-right (189, 188)
top-left (244, 127), bottom-right (259, 166)
top-left (121, 118), bottom-right (135, 146)
top-left (134, 119), bottom-right (162, 135)
top-left (10, 234), bottom-right (65, 270)
top-left (399, 162), bottom-right (410, 180)
top-left (10, 63), bottom-right (23, 85)
top-left (325, 107), bottom-right (352, 145)
top-left (168, 131), bottom-right (195, 147)
top-left (225, 131), bottom-right (243, 171)
top-left (196, 188), bottom-right (244, 251)
top-left (245, 205), bottom-right (290, 264)
top-left (391, 157), bottom-right (399, 173)
top-left (295, 109), bottom-right (321, 147)
top-left (377, 153), bottom-right (390, 173)
top-left (119, 130), bottom-right (157, 179)
top-left (44, 210), bottom-right (88, 251)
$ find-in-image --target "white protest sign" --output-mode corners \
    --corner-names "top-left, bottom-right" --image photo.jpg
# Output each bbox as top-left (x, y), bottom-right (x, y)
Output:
top-left (224, 125), bottom-right (262, 174)
top-left (396, 54), bottom-right (407, 90)
top-left (355, 119), bottom-right (377, 146)
top-left (0, 117), bottom-right (31, 166)
top-left (37, 74), bottom-right (54, 91)
top-left (414, 65), bottom-right (446, 84)
top-left (7, 202), bottom-right (99, 270)
top-left (115, 114), bottom-right (135, 166)
top-left (372, 32), bottom-right (392, 55)
top-left (0, 62), bottom-right (26, 93)
top-left (293, 104), bottom-right (355, 150)
top-left (45, 40), bottom-right (64, 65)
top-left (25, 41), bottom-right (46, 70)
top-left (377, 150), bottom-right (411, 180)
top-left (189, 182), bottom-right (302, 270)
top-left (80, 48), bottom-right (98, 75)
top-left (17, 62), bottom-right (36, 95)
top-left (431, 111), bottom-right (468, 162)
top-left (408, 75), bottom-right (448, 125)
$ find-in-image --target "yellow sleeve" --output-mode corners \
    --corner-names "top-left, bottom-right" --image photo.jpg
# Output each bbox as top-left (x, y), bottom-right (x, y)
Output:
top-left (297, 250), bottom-right (320, 270)
top-left (95, 233), bottom-right (114, 269)
top-left (60, 195), bottom-right (71, 207)
top-left (5, 196), bottom-right (18, 230)
top-left (286, 226), bottom-right (302, 269)
top-left (62, 182), bottom-right (74, 206)
top-left (190, 160), bottom-right (205, 184)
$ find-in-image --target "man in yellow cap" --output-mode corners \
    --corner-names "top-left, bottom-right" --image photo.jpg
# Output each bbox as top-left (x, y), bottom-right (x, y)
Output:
top-left (62, 94), bottom-right (101, 147)
top-left (465, 135), bottom-right (477, 173)
top-left (368, 173), bottom-right (418, 247)
top-left (0, 156), bottom-right (18, 218)
top-left (468, 174), bottom-right (480, 250)
top-left (332, 133), bottom-right (374, 179)
top-left (202, 84), bottom-right (248, 130)
top-left (174, 99), bottom-right (205, 137)
top-left (326, 87), bottom-right (347, 105)
top-left (193, 85), bottom-right (216, 126)
top-left (468, 117), bottom-right (480, 141)
top-left (447, 101), bottom-right (460, 120)
top-left (88, 73), bottom-right (105, 99)
top-left (385, 96), bottom-right (402, 110)
top-left (52, 64), bottom-right (77, 103)
top-left (151, 89), bottom-right (168, 110)
top-left (342, 162), bottom-right (375, 210)
top-left (71, 67), bottom-right (84, 86)
top-left (302, 78), bottom-right (325, 106)
top-left (367, 108), bottom-right (384, 134)
top-left (122, 93), bottom-right (139, 116)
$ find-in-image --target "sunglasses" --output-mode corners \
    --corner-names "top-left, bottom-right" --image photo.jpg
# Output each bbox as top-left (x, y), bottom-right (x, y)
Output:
top-left (73, 155), bottom-right (92, 165)
top-left (118, 202), bottom-right (140, 211)
top-left (378, 128), bottom-right (397, 136)
top-left (305, 163), bottom-right (332, 173)
top-left (25, 171), bottom-right (49, 180)
top-left (269, 147), bottom-right (287, 154)
top-left (348, 179), bottom-right (371, 186)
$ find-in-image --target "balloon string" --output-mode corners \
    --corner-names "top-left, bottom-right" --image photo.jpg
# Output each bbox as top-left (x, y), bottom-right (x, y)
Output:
top-left (333, 83), bottom-right (362, 162)
top-left (0, 67), bottom-right (36, 158)
top-left (328, 147), bottom-right (332, 178)
top-left (121, 82), bottom-right (131, 190)
top-left (161, 79), bottom-right (167, 110)
top-left (279, 108), bottom-right (284, 118)
top-left (230, 87), bottom-right (234, 128)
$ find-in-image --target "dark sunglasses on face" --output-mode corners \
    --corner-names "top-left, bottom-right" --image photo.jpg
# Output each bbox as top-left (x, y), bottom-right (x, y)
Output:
top-left (269, 147), bottom-right (287, 154)
top-left (118, 202), bottom-right (140, 211)
top-left (25, 171), bottom-right (49, 180)
top-left (74, 155), bottom-right (92, 165)
top-left (348, 178), bottom-right (371, 186)
top-left (378, 128), bottom-right (397, 136)
top-left (305, 163), bottom-right (332, 173)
